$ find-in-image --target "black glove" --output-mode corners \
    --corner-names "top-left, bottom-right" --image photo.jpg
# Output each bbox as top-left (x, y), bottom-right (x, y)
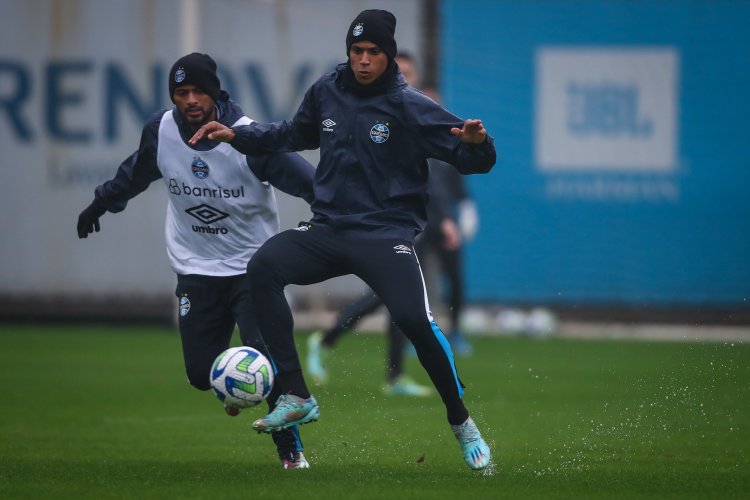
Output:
top-left (77, 199), bottom-right (107, 238)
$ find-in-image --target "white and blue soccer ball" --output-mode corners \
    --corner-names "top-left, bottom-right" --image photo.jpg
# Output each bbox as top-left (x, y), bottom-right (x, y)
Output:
top-left (209, 347), bottom-right (274, 408)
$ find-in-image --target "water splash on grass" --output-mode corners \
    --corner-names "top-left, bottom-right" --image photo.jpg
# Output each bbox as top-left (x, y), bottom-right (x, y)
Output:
top-left (480, 460), bottom-right (499, 476)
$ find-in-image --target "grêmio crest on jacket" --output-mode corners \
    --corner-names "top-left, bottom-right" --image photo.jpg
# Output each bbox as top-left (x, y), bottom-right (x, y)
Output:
top-left (369, 121), bottom-right (390, 144)
top-left (191, 156), bottom-right (210, 179)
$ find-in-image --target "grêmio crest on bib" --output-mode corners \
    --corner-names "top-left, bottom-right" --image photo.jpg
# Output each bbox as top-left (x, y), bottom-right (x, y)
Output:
top-left (191, 156), bottom-right (210, 179)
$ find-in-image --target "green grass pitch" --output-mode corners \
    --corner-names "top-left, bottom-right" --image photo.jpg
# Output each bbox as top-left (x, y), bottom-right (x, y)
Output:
top-left (1, 324), bottom-right (748, 499)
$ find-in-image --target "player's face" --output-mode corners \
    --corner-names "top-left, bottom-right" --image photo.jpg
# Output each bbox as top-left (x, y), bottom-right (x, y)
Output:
top-left (173, 85), bottom-right (216, 129)
top-left (395, 56), bottom-right (417, 87)
top-left (349, 41), bottom-right (389, 85)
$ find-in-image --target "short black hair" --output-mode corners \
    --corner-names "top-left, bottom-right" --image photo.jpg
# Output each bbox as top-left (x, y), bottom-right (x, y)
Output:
top-left (395, 51), bottom-right (415, 62)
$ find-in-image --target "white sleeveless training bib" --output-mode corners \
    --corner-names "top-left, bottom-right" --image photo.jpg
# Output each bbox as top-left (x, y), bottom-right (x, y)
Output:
top-left (157, 111), bottom-right (279, 275)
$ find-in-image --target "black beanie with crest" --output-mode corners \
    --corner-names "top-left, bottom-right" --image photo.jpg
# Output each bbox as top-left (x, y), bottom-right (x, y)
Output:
top-left (345, 9), bottom-right (397, 61)
top-left (168, 53), bottom-right (221, 103)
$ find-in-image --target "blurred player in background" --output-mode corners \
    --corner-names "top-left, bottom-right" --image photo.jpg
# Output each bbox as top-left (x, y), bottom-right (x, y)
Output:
top-left (189, 10), bottom-right (495, 470)
top-left (418, 158), bottom-right (478, 355)
top-left (76, 53), bottom-right (315, 469)
top-left (305, 52), bottom-right (480, 396)
top-left (387, 52), bottom-right (480, 356)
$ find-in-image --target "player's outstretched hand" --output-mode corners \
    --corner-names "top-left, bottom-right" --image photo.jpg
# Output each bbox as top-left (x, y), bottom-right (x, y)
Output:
top-left (77, 200), bottom-right (107, 238)
top-left (451, 119), bottom-right (487, 144)
top-left (189, 121), bottom-right (236, 145)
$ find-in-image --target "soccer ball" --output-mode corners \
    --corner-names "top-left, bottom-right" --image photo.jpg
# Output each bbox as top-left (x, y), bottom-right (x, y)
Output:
top-left (209, 347), bottom-right (274, 409)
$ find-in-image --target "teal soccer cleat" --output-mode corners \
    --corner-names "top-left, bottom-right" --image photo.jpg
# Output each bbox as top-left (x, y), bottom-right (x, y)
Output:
top-left (383, 375), bottom-right (433, 397)
top-left (253, 394), bottom-right (320, 433)
top-left (451, 416), bottom-right (491, 470)
top-left (449, 331), bottom-right (474, 357)
top-left (306, 331), bottom-right (329, 385)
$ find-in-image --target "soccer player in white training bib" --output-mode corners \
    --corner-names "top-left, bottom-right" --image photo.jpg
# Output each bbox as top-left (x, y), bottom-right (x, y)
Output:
top-left (77, 53), bottom-right (315, 470)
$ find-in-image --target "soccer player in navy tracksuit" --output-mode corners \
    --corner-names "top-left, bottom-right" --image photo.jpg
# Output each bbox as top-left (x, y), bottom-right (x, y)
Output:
top-left (76, 53), bottom-right (315, 469)
top-left (305, 52), bottom-right (479, 395)
top-left (190, 10), bottom-right (496, 470)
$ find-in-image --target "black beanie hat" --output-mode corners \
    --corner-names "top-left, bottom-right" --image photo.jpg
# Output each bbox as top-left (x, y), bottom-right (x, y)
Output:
top-left (168, 53), bottom-right (221, 103)
top-left (346, 9), bottom-right (397, 61)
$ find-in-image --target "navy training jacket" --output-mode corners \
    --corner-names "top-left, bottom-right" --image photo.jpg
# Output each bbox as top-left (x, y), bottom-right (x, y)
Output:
top-left (231, 63), bottom-right (496, 241)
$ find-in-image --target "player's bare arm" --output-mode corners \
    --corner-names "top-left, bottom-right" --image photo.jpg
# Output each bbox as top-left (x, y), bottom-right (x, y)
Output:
top-left (450, 119), bottom-right (487, 144)
top-left (189, 121), bottom-right (236, 145)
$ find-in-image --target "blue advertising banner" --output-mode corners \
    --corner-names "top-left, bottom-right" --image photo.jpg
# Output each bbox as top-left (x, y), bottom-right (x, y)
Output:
top-left (441, 1), bottom-right (750, 307)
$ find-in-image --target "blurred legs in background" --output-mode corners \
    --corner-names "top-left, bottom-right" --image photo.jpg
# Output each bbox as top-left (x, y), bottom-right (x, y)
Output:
top-left (307, 291), bottom-right (433, 397)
